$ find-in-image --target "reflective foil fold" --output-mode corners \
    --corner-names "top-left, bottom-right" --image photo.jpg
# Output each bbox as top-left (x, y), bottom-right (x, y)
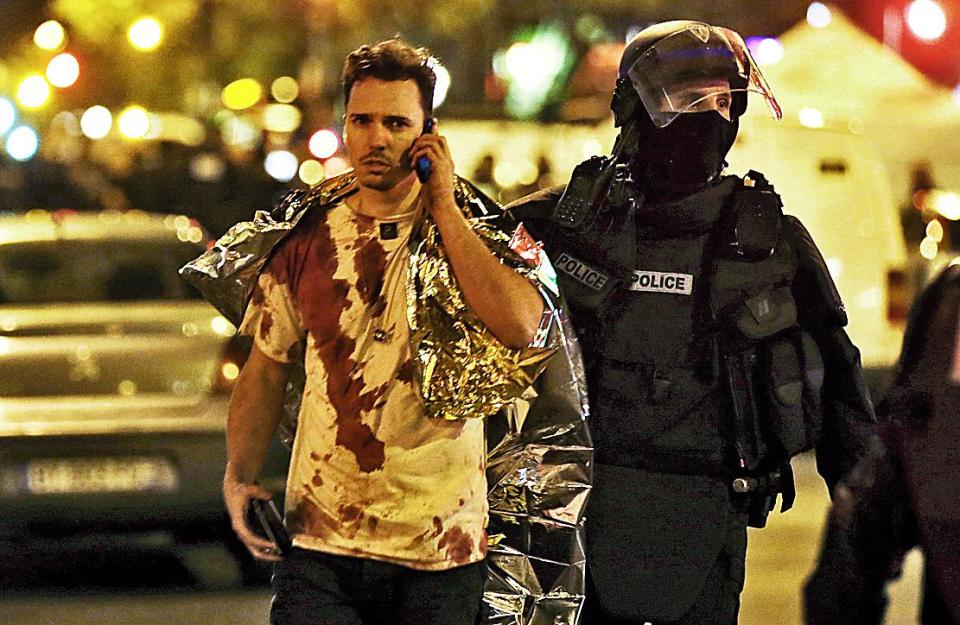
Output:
top-left (180, 172), bottom-right (592, 625)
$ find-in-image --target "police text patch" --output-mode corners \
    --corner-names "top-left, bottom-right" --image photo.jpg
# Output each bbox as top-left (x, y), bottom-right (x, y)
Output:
top-left (554, 252), bottom-right (610, 291)
top-left (627, 270), bottom-right (694, 295)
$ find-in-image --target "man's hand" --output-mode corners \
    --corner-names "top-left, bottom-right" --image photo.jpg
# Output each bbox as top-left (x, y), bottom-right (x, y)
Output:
top-left (409, 121), bottom-right (457, 216)
top-left (223, 475), bottom-right (284, 562)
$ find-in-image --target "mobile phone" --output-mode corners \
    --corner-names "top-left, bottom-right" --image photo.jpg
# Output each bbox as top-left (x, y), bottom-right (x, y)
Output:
top-left (248, 498), bottom-right (292, 556)
top-left (416, 118), bottom-right (435, 182)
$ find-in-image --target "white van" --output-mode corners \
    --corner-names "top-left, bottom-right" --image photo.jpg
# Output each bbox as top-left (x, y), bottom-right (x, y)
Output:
top-left (443, 115), bottom-right (909, 387)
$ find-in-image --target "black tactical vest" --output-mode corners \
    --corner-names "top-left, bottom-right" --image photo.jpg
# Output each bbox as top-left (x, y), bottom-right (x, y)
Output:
top-left (552, 173), bottom-right (823, 481)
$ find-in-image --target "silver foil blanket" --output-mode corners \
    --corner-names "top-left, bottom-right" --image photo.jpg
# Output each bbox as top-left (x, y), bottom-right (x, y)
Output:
top-left (179, 172), bottom-right (592, 624)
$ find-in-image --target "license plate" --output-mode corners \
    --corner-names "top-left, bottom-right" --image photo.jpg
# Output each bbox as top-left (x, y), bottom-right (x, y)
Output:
top-left (22, 456), bottom-right (179, 495)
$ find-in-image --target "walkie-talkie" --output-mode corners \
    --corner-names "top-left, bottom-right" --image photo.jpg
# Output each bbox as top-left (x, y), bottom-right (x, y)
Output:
top-left (416, 118), bottom-right (435, 182)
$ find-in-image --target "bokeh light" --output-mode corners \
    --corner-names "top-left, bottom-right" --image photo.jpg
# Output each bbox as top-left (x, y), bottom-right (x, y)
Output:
top-left (34, 21), bottom-right (66, 51)
top-left (799, 107), bottom-right (825, 128)
top-left (16, 75), bottom-right (51, 109)
top-left (747, 37), bottom-right (784, 66)
top-left (80, 106), bottom-right (113, 139)
top-left (190, 153), bottom-right (227, 182)
top-left (118, 105), bottom-right (151, 139)
top-left (6, 126), bottom-right (39, 161)
top-left (309, 129), bottom-right (339, 159)
top-left (928, 190), bottom-right (960, 220)
top-left (128, 17), bottom-right (164, 51)
top-left (0, 98), bottom-right (16, 135)
top-left (264, 150), bottom-right (298, 182)
top-left (299, 159), bottom-right (326, 186)
top-left (271, 76), bottom-right (299, 103)
top-left (906, 0), bottom-right (947, 41)
top-left (220, 114), bottom-right (260, 150)
top-left (431, 59), bottom-right (451, 109)
top-left (46, 53), bottom-right (80, 88)
top-left (806, 3), bottom-right (832, 28)
top-left (920, 237), bottom-right (939, 259)
top-left (324, 156), bottom-right (350, 176)
top-left (222, 78), bottom-right (263, 111)
top-left (926, 219), bottom-right (944, 242)
top-left (263, 104), bottom-right (302, 133)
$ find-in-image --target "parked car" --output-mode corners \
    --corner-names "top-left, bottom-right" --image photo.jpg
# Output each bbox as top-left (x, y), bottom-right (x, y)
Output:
top-left (0, 209), bottom-right (287, 562)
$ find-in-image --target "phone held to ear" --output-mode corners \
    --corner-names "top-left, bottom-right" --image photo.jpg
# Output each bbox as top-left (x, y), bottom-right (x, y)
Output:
top-left (247, 498), bottom-right (292, 556)
top-left (416, 118), bottom-right (435, 183)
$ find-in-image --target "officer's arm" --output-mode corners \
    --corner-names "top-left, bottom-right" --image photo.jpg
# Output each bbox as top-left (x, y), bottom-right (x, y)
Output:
top-left (504, 184), bottom-right (567, 244)
top-left (785, 216), bottom-right (876, 489)
top-left (803, 432), bottom-right (915, 625)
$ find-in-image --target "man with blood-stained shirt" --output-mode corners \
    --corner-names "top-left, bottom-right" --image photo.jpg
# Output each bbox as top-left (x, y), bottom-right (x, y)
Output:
top-left (222, 39), bottom-right (545, 625)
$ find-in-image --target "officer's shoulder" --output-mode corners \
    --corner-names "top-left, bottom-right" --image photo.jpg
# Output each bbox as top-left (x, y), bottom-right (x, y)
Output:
top-left (504, 184), bottom-right (567, 223)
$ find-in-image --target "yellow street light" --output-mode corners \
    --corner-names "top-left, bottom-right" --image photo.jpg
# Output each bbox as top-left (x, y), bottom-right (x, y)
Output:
top-left (46, 53), bottom-right (80, 88)
top-left (80, 106), bottom-right (113, 139)
top-left (128, 17), bottom-right (164, 51)
top-left (118, 105), bottom-right (151, 139)
top-left (34, 20), bottom-right (66, 51)
top-left (222, 78), bottom-right (263, 111)
top-left (271, 77), bottom-right (300, 103)
top-left (16, 75), bottom-right (51, 109)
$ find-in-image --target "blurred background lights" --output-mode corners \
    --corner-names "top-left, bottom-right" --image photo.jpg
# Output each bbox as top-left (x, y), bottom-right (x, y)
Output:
top-left (117, 105), bottom-right (151, 139)
top-left (221, 115), bottom-right (260, 150)
top-left (806, 3), bottom-right (833, 28)
top-left (222, 78), bottom-right (263, 110)
top-left (271, 76), bottom-right (299, 103)
top-left (928, 190), bottom-right (960, 220)
top-left (34, 20), bottom-right (66, 51)
top-left (298, 159), bottom-right (326, 186)
top-left (431, 60), bottom-right (451, 109)
top-left (6, 126), bottom-right (39, 161)
top-left (46, 53), bottom-right (80, 88)
top-left (505, 43), bottom-right (540, 86)
top-left (323, 156), bottom-right (350, 176)
top-left (308, 129), bottom-right (339, 159)
top-left (925, 219), bottom-right (944, 242)
top-left (799, 107), bottom-right (825, 128)
top-left (17, 75), bottom-right (51, 109)
top-left (264, 150), bottom-right (298, 182)
top-left (747, 37), bottom-right (785, 66)
top-left (919, 237), bottom-right (939, 259)
top-left (189, 153), bottom-right (227, 183)
top-left (906, 0), bottom-right (947, 41)
top-left (263, 103), bottom-right (302, 133)
top-left (128, 17), bottom-right (164, 51)
top-left (80, 106), bottom-right (113, 139)
top-left (0, 98), bottom-right (15, 135)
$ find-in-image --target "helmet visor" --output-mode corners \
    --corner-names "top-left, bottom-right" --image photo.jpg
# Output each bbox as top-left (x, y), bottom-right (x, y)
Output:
top-left (626, 24), bottom-right (782, 128)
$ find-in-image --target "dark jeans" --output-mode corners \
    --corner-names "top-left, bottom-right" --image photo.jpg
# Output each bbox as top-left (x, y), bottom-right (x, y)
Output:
top-left (270, 548), bottom-right (487, 625)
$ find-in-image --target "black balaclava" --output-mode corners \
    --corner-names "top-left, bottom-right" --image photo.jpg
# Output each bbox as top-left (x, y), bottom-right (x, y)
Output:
top-left (630, 109), bottom-right (739, 200)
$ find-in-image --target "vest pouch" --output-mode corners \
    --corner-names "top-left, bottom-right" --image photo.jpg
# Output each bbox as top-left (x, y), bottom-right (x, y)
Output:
top-left (758, 328), bottom-right (824, 458)
top-left (731, 285), bottom-right (797, 340)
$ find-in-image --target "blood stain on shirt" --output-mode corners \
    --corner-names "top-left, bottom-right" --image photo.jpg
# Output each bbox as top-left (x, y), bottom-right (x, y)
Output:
top-left (438, 526), bottom-right (474, 564)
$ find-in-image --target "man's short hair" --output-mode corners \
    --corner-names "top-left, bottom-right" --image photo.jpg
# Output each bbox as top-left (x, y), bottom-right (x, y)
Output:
top-left (342, 38), bottom-right (436, 116)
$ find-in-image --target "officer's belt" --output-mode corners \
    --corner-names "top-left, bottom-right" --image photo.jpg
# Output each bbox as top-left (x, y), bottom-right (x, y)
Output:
top-left (594, 449), bottom-right (730, 478)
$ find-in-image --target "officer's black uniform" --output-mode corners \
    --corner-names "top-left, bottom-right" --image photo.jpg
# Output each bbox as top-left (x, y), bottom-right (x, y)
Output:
top-left (507, 21), bottom-right (876, 625)
top-left (804, 264), bottom-right (960, 625)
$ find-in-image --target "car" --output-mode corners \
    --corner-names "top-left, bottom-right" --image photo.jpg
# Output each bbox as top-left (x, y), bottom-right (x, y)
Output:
top-left (0, 209), bottom-right (288, 573)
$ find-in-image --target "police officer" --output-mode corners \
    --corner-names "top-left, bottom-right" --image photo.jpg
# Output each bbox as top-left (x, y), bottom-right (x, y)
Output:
top-left (804, 264), bottom-right (960, 625)
top-left (507, 21), bottom-right (876, 624)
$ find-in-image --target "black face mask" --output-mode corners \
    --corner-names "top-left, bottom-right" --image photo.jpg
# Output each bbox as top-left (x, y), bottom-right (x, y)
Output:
top-left (631, 110), bottom-right (739, 198)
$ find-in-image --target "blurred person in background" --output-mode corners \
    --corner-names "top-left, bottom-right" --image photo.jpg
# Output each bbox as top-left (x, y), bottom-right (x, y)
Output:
top-left (508, 21), bottom-right (875, 624)
top-left (222, 38), bottom-right (546, 625)
top-left (804, 263), bottom-right (960, 625)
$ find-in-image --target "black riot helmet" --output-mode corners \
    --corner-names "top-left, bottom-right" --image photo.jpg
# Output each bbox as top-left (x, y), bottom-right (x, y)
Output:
top-left (612, 21), bottom-right (781, 130)
top-left (609, 21), bottom-right (782, 196)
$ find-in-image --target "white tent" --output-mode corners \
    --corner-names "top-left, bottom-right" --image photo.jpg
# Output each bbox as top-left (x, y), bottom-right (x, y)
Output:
top-left (750, 6), bottom-right (960, 196)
